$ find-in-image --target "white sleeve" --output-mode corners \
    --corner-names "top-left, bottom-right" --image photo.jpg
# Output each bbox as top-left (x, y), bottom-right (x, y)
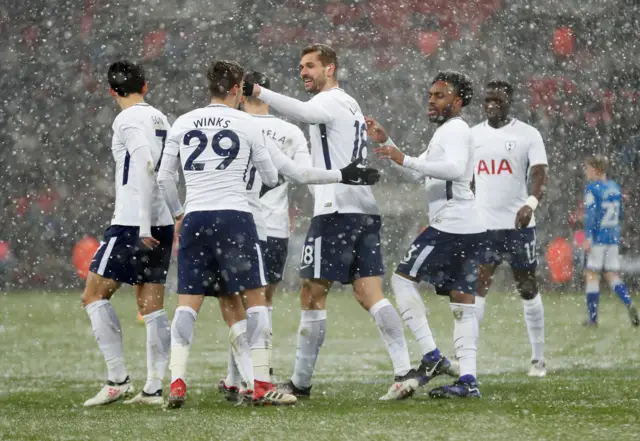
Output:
top-left (267, 139), bottom-right (341, 184)
top-left (252, 130), bottom-right (279, 187)
top-left (258, 88), bottom-right (334, 125)
top-left (400, 124), bottom-right (470, 181)
top-left (528, 128), bottom-right (548, 167)
top-left (157, 129), bottom-right (184, 218)
top-left (292, 135), bottom-right (317, 195)
top-left (120, 123), bottom-right (155, 237)
top-left (384, 139), bottom-right (424, 182)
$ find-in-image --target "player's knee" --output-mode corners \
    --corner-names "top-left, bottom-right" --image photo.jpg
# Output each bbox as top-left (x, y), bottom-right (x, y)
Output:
top-left (300, 279), bottom-right (329, 309)
top-left (171, 308), bottom-right (196, 346)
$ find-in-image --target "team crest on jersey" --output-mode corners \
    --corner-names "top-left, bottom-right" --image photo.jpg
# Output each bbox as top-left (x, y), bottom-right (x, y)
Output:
top-left (505, 141), bottom-right (516, 151)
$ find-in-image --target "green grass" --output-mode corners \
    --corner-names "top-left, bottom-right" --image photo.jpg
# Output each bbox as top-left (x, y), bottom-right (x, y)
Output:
top-left (0, 289), bottom-right (639, 441)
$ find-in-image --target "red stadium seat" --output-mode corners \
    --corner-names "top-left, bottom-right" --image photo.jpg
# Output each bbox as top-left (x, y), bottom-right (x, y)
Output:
top-left (546, 237), bottom-right (573, 284)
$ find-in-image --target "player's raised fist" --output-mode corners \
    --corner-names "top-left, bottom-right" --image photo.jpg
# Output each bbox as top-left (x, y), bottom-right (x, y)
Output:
top-left (340, 158), bottom-right (381, 185)
top-left (365, 117), bottom-right (389, 144)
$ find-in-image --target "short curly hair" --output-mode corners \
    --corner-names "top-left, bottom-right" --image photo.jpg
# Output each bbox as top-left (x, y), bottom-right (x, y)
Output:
top-left (432, 70), bottom-right (473, 107)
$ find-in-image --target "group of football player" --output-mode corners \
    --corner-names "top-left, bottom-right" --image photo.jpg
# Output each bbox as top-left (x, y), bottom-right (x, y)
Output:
top-left (80, 42), bottom-right (637, 409)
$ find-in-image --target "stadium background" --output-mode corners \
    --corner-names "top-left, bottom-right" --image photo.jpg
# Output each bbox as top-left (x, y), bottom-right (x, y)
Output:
top-left (1, 0), bottom-right (639, 291)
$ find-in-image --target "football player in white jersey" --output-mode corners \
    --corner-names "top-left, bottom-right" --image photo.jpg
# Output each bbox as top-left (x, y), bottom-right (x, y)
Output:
top-left (244, 44), bottom-right (418, 401)
top-left (156, 60), bottom-right (296, 407)
top-left (157, 61), bottom-right (378, 408)
top-left (471, 80), bottom-right (548, 377)
top-left (82, 61), bottom-right (176, 407)
top-left (368, 71), bottom-right (484, 398)
top-left (217, 70), bottom-right (381, 401)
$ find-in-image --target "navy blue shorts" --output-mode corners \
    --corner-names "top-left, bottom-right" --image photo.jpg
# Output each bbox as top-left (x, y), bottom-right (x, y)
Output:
top-left (264, 237), bottom-right (288, 284)
top-left (300, 214), bottom-right (384, 284)
top-left (396, 227), bottom-right (482, 296)
top-left (478, 227), bottom-right (537, 270)
top-left (177, 210), bottom-right (266, 297)
top-left (89, 224), bottom-right (174, 285)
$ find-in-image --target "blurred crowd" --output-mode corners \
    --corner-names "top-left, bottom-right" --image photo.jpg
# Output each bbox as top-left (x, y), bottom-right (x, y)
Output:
top-left (1, 0), bottom-right (639, 289)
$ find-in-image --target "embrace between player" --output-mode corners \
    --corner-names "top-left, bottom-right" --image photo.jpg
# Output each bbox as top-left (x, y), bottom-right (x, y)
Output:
top-left (83, 43), bottom-right (555, 407)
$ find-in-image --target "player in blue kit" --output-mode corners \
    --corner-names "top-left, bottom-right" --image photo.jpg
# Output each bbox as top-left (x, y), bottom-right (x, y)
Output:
top-left (583, 155), bottom-right (639, 327)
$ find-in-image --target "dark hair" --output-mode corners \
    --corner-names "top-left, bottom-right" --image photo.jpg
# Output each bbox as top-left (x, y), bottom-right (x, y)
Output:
top-left (432, 70), bottom-right (473, 107)
top-left (243, 71), bottom-right (271, 103)
top-left (585, 155), bottom-right (609, 174)
top-left (107, 60), bottom-right (145, 97)
top-left (487, 80), bottom-right (514, 99)
top-left (301, 44), bottom-right (339, 77)
top-left (244, 71), bottom-right (270, 89)
top-left (207, 60), bottom-right (244, 99)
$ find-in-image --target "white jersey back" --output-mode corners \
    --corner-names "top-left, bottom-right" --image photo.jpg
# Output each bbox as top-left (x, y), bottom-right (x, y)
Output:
top-left (472, 119), bottom-right (548, 230)
top-left (307, 88), bottom-right (379, 217)
top-left (111, 103), bottom-right (173, 227)
top-left (251, 115), bottom-right (309, 239)
top-left (165, 104), bottom-right (264, 215)
top-left (422, 118), bottom-right (483, 234)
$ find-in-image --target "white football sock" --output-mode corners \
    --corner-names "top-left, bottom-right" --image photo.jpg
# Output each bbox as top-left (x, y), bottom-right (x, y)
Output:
top-left (267, 306), bottom-right (274, 373)
top-left (169, 306), bottom-right (197, 383)
top-left (143, 309), bottom-right (170, 394)
top-left (225, 345), bottom-right (241, 388)
top-left (291, 310), bottom-right (326, 389)
top-left (522, 294), bottom-right (545, 362)
top-left (370, 299), bottom-right (412, 377)
top-left (475, 296), bottom-right (486, 323)
top-left (451, 303), bottom-right (477, 379)
top-left (85, 299), bottom-right (128, 384)
top-left (246, 306), bottom-right (271, 383)
top-left (228, 319), bottom-right (254, 387)
top-left (391, 273), bottom-right (438, 355)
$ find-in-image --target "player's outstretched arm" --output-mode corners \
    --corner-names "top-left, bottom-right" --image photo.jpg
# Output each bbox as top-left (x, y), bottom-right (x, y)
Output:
top-left (245, 83), bottom-right (332, 125)
top-left (368, 116), bottom-right (467, 181)
top-left (265, 138), bottom-right (340, 184)
top-left (156, 136), bottom-right (184, 220)
top-left (365, 117), bottom-right (422, 182)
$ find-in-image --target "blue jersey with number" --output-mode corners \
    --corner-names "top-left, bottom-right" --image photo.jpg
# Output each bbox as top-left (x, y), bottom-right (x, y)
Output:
top-left (584, 179), bottom-right (622, 245)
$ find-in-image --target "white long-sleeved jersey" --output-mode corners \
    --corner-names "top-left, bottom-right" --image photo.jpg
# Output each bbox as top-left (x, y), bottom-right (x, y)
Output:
top-left (390, 117), bottom-right (484, 235)
top-left (157, 104), bottom-right (278, 216)
top-left (259, 87), bottom-right (380, 217)
top-left (247, 114), bottom-right (342, 240)
top-left (110, 103), bottom-right (173, 235)
top-left (258, 116), bottom-right (312, 238)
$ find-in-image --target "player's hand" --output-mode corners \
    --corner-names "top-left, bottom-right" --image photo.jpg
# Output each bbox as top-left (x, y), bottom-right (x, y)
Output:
top-left (260, 174), bottom-right (286, 198)
top-left (514, 205), bottom-right (533, 229)
top-left (583, 239), bottom-right (592, 252)
top-left (365, 117), bottom-right (389, 144)
top-left (340, 158), bottom-right (381, 185)
top-left (174, 214), bottom-right (184, 237)
top-left (373, 144), bottom-right (405, 165)
top-left (242, 80), bottom-right (255, 96)
top-left (140, 235), bottom-right (160, 249)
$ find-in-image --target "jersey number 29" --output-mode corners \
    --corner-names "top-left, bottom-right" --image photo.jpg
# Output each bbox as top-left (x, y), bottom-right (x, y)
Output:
top-left (183, 129), bottom-right (240, 171)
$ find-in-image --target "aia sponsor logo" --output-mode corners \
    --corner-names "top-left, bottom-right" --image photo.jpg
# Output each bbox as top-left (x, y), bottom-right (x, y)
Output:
top-left (477, 159), bottom-right (513, 175)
